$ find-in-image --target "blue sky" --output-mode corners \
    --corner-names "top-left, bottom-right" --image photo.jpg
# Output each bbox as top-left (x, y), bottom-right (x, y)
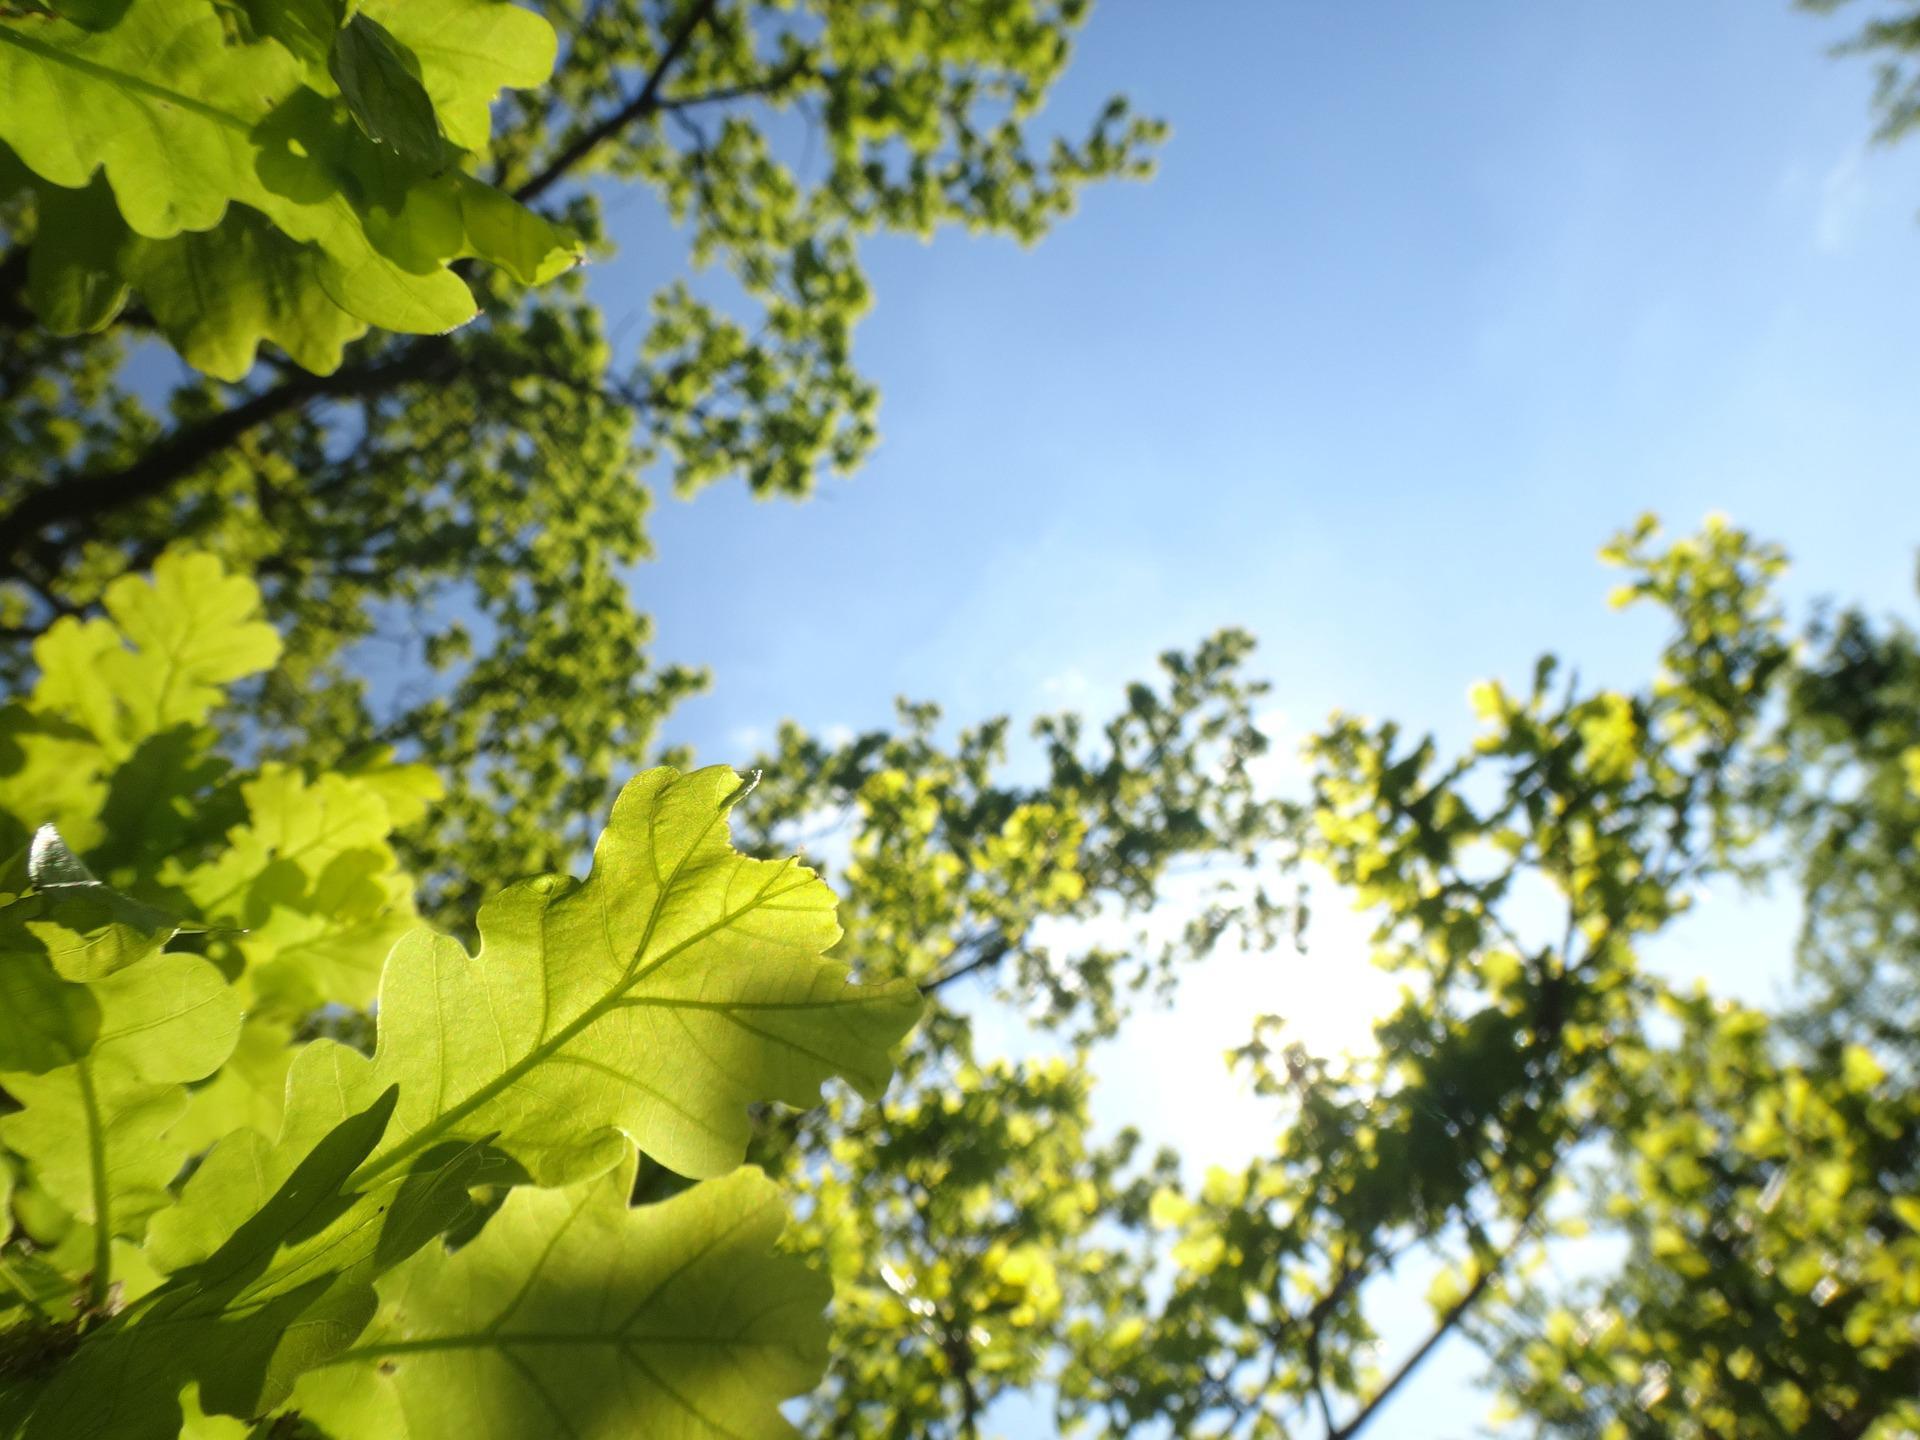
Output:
top-left (627, 0), bottom-right (1919, 768)
top-left (593, 3), bottom-right (1920, 1434)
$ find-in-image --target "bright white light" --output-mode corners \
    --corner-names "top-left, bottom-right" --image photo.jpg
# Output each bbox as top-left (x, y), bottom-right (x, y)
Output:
top-left (1085, 877), bottom-right (1398, 1172)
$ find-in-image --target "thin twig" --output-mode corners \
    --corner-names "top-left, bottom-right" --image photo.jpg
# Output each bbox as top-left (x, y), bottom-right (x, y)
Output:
top-left (512, 0), bottom-right (724, 204)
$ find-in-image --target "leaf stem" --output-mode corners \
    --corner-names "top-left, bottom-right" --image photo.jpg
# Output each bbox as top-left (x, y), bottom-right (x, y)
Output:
top-left (74, 1058), bottom-right (112, 1312)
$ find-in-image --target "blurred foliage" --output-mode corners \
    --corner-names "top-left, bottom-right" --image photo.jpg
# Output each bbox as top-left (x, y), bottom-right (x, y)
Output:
top-left (1472, 521), bottom-right (1920, 1440)
top-left (725, 630), bottom-right (1301, 1435)
top-left (1805, 0), bottom-right (1920, 141)
top-left (732, 628), bottom-right (1297, 1042)
top-left (1022, 518), bottom-right (1913, 1439)
top-left (628, 516), bottom-right (1915, 1438)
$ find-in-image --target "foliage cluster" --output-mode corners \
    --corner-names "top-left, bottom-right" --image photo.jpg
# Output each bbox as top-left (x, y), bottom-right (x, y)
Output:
top-left (1037, 518), bottom-right (1920, 1438)
top-left (0, 0), bottom-right (1165, 929)
top-left (0, 552), bottom-right (921, 1435)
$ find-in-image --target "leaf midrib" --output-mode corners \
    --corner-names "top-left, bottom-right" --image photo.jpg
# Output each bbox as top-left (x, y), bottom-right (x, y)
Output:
top-left (0, 23), bottom-right (255, 135)
top-left (339, 1328), bottom-right (806, 1357)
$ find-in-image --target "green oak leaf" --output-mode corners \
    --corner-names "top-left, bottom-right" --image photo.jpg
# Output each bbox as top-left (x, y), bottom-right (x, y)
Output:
top-left (124, 208), bottom-right (370, 381)
top-left (243, 88), bottom-right (480, 334)
top-left (175, 763), bottom-right (420, 1014)
top-left (3, 550), bottom-right (270, 888)
top-left (329, 14), bottom-right (449, 168)
top-left (0, 951), bottom-right (239, 1245)
top-left (363, 0), bottom-right (557, 152)
top-left (31, 549), bottom-right (282, 758)
top-left (350, 764), bottom-right (924, 1187)
top-left (452, 171), bottom-right (581, 285)
top-left (154, 766), bottom-right (920, 1288)
top-left (0, 0), bottom-right (291, 238)
top-left (248, 86), bottom-right (574, 330)
top-left (293, 1161), bottom-right (829, 1439)
top-left (27, 620), bottom-right (133, 758)
top-left (26, 178), bottom-right (129, 334)
top-left (0, 0), bottom-right (573, 362)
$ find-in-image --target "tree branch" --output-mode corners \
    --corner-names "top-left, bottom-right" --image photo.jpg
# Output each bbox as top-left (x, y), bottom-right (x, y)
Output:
top-left (1325, 1150), bottom-right (1567, 1440)
top-left (655, 54), bottom-right (815, 114)
top-left (511, 0), bottom-right (724, 204)
top-left (922, 931), bottom-right (1013, 994)
top-left (0, 339), bottom-right (453, 585)
top-left (0, 246), bottom-right (32, 331)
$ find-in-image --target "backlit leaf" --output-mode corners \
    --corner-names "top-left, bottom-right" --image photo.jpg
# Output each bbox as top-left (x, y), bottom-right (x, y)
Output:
top-left (294, 1163), bottom-right (828, 1438)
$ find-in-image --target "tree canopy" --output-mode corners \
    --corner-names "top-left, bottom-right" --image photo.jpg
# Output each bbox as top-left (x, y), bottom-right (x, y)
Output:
top-left (0, 0), bottom-right (1164, 923)
top-left (3, 1), bottom-right (1919, 1437)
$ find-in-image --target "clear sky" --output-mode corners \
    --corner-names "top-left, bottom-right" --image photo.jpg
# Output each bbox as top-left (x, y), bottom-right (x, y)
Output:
top-left (593, 3), bottom-right (1920, 1434)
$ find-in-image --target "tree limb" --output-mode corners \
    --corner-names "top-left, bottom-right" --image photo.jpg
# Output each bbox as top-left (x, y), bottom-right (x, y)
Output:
top-left (0, 340), bottom-right (453, 585)
top-left (1325, 1150), bottom-right (1567, 1440)
top-left (656, 54), bottom-right (816, 115)
top-left (922, 931), bottom-right (1014, 994)
top-left (511, 0), bottom-right (724, 204)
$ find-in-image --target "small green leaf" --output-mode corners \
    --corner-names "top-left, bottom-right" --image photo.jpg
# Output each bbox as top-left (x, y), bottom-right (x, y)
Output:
top-left (0, 0), bottom-right (569, 368)
top-left (125, 208), bottom-right (370, 381)
top-left (0, 934), bottom-right (99, 1075)
top-left (100, 553), bottom-right (284, 735)
top-left (0, 950), bottom-right (239, 1242)
top-left (31, 550), bottom-right (282, 757)
top-left (363, 0), bottom-right (556, 152)
top-left (0, 0), bottom-right (299, 238)
top-left (25, 179), bottom-right (128, 333)
top-left (329, 15), bottom-right (449, 169)
top-left (176, 763), bottom-right (419, 1014)
top-left (348, 765), bottom-right (923, 1186)
top-left (22, 824), bottom-right (200, 981)
top-left (455, 172), bottom-right (580, 284)
top-left (246, 0), bottom-right (349, 67)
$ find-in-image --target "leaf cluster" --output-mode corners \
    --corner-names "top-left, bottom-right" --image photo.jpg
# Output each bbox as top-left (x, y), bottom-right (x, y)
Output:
top-left (0, 549), bottom-right (922, 1436)
top-left (0, 0), bottom-right (576, 378)
top-left (0, 0), bottom-right (1165, 937)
